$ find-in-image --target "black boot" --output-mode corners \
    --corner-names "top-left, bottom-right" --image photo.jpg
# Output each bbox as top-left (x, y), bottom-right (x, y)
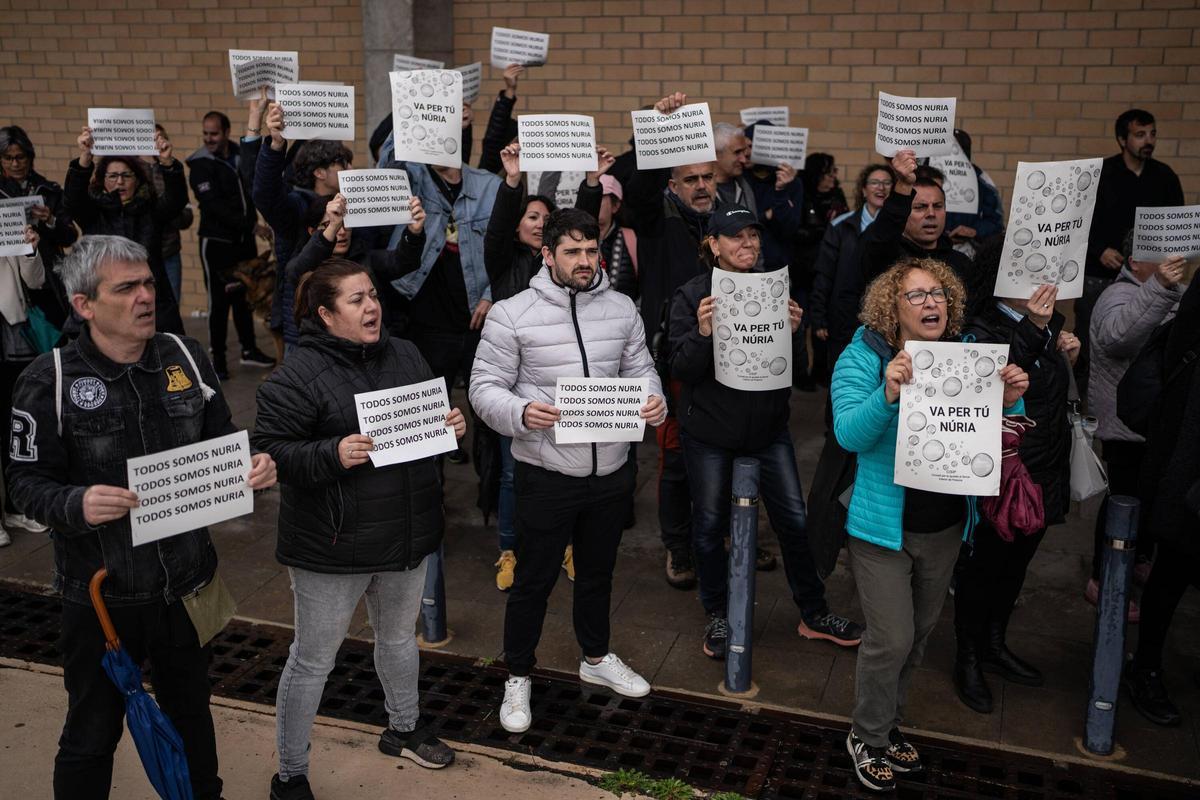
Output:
top-left (982, 620), bottom-right (1043, 687)
top-left (954, 633), bottom-right (993, 714)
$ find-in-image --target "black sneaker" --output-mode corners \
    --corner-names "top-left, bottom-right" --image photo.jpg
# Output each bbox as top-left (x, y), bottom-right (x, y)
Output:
top-left (212, 359), bottom-right (230, 381)
top-left (885, 727), bottom-right (923, 773)
top-left (702, 615), bottom-right (728, 660)
top-left (446, 447), bottom-right (469, 465)
top-left (846, 731), bottom-right (895, 792)
top-left (240, 348), bottom-right (276, 368)
top-left (270, 773), bottom-right (315, 800)
top-left (755, 546), bottom-right (777, 571)
top-left (665, 549), bottom-right (696, 590)
top-left (379, 723), bottom-right (456, 768)
top-left (1122, 661), bottom-right (1182, 727)
top-left (799, 611), bottom-right (864, 647)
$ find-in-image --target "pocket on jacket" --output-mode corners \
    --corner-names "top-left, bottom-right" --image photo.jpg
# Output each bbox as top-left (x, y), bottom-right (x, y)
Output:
top-left (67, 411), bottom-right (127, 473)
top-left (162, 390), bottom-right (206, 446)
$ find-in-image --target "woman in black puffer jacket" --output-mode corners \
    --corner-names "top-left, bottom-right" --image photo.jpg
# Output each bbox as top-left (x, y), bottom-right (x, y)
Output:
top-left (63, 124), bottom-right (185, 333)
top-left (253, 259), bottom-right (466, 795)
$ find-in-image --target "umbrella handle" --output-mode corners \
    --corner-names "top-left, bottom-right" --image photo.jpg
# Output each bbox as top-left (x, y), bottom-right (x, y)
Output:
top-left (88, 568), bottom-right (121, 651)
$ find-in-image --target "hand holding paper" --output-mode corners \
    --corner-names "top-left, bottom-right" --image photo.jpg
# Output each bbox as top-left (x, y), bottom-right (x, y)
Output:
top-left (655, 92), bottom-right (688, 114)
top-left (1155, 254), bottom-right (1186, 288)
top-left (339, 434), bottom-right (374, 469)
top-left (83, 485), bottom-right (139, 526)
top-left (696, 295), bottom-right (716, 337)
top-left (890, 150), bottom-right (917, 192)
top-left (884, 350), bottom-right (913, 404)
top-left (446, 407), bottom-right (467, 439)
top-left (408, 196), bottom-right (426, 234)
top-left (523, 401), bottom-right (560, 430)
top-left (587, 147), bottom-right (615, 185)
top-left (247, 452), bottom-right (277, 490)
top-left (999, 364), bottom-right (1029, 408)
top-left (77, 127), bottom-right (94, 166)
top-left (640, 394), bottom-right (667, 427)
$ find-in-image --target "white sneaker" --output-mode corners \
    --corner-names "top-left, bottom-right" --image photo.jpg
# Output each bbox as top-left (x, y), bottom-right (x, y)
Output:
top-left (499, 676), bottom-right (532, 733)
top-left (0, 526), bottom-right (10, 547)
top-left (578, 653), bottom-right (650, 698)
top-left (3, 513), bottom-right (47, 533)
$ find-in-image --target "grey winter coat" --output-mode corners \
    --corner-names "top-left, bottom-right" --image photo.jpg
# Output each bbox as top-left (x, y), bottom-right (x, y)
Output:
top-left (469, 265), bottom-right (664, 478)
top-left (1087, 265), bottom-right (1183, 442)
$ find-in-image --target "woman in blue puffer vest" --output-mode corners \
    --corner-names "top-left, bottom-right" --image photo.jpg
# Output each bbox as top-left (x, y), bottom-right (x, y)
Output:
top-left (830, 257), bottom-right (1029, 793)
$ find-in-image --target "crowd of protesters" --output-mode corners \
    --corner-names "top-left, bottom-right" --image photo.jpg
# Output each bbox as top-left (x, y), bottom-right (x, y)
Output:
top-left (0, 50), bottom-right (1194, 798)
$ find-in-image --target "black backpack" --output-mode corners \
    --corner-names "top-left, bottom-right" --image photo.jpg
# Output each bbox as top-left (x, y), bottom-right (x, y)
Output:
top-left (1117, 319), bottom-right (1198, 437)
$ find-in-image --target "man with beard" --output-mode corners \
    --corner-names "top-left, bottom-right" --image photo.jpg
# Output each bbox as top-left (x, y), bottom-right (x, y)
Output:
top-left (1076, 109), bottom-right (1184, 393)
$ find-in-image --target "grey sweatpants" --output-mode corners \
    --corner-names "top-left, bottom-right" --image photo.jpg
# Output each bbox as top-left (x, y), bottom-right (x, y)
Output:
top-left (847, 525), bottom-right (962, 747)
top-left (276, 561), bottom-right (428, 779)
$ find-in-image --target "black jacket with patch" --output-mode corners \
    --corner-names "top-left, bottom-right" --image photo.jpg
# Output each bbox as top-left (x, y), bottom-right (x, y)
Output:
top-left (187, 142), bottom-right (258, 244)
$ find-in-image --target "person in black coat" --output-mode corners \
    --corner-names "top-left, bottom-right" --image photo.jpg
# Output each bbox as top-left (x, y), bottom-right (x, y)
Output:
top-left (860, 150), bottom-right (984, 321)
top-left (64, 124), bottom-right (185, 334)
top-left (952, 238), bottom-right (1078, 715)
top-left (1125, 275), bottom-right (1200, 727)
top-left (253, 258), bottom-right (466, 795)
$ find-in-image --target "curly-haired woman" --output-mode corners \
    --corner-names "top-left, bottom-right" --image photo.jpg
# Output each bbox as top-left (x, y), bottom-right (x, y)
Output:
top-left (831, 257), bottom-right (1030, 792)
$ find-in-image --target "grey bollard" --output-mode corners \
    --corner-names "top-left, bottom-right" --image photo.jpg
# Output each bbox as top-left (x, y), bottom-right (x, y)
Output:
top-left (419, 544), bottom-right (449, 645)
top-left (724, 458), bottom-right (761, 695)
top-left (1085, 495), bottom-right (1139, 756)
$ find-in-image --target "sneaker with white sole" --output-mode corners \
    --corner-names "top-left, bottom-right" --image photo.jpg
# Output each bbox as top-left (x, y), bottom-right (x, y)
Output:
top-left (0, 526), bottom-right (10, 548)
top-left (578, 653), bottom-right (650, 698)
top-left (846, 730), bottom-right (895, 792)
top-left (3, 513), bottom-right (47, 534)
top-left (499, 676), bottom-right (532, 733)
top-left (378, 723), bottom-right (456, 768)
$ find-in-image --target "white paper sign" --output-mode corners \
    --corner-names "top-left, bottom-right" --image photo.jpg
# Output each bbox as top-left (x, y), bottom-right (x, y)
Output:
top-left (338, 169), bottom-right (413, 228)
top-left (518, 115), bottom-right (597, 172)
top-left (525, 171), bottom-right (585, 209)
top-left (749, 126), bottom-right (808, 168)
top-left (929, 141), bottom-right (979, 215)
top-left (1132, 205), bottom-right (1200, 262)
top-left (394, 54), bottom-right (444, 72)
top-left (0, 207), bottom-right (32, 257)
top-left (895, 342), bottom-right (1008, 497)
top-left (87, 108), bottom-right (158, 156)
top-left (275, 83), bottom-right (355, 141)
top-left (0, 195), bottom-right (45, 224)
top-left (355, 378), bottom-right (456, 467)
top-left (631, 102), bottom-right (716, 170)
top-left (712, 266), bottom-right (792, 391)
top-left (995, 158), bottom-right (1102, 300)
top-left (490, 27), bottom-right (550, 69)
top-left (228, 50), bottom-right (299, 99)
top-left (555, 378), bottom-right (648, 443)
top-left (390, 70), bottom-right (463, 169)
top-left (456, 62), bottom-right (482, 104)
top-left (127, 431), bottom-right (253, 546)
top-left (874, 92), bottom-right (956, 158)
top-left (740, 106), bottom-right (789, 127)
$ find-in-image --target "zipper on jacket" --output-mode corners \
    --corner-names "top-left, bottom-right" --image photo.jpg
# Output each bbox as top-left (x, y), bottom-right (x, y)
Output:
top-left (569, 292), bottom-right (598, 476)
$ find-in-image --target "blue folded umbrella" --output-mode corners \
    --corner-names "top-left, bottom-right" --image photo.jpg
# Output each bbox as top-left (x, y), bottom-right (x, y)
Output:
top-left (91, 568), bottom-right (194, 800)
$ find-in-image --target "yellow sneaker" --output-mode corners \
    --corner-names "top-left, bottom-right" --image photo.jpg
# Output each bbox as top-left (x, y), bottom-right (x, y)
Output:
top-left (495, 550), bottom-right (516, 592)
top-left (562, 544), bottom-right (575, 582)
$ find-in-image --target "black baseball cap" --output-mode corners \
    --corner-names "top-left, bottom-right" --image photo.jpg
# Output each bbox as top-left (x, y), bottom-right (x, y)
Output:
top-left (707, 204), bottom-right (764, 237)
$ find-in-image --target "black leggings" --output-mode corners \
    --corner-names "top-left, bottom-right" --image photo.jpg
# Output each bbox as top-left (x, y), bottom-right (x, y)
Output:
top-left (1135, 544), bottom-right (1197, 669)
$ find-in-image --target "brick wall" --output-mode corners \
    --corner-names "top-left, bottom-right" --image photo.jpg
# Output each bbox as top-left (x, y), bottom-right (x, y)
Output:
top-left (0, 0), bottom-right (370, 316)
top-left (454, 0), bottom-right (1200, 208)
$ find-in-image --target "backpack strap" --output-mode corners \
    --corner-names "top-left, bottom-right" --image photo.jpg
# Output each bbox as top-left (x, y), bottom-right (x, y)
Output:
top-left (53, 347), bottom-right (62, 436)
top-left (163, 333), bottom-right (216, 401)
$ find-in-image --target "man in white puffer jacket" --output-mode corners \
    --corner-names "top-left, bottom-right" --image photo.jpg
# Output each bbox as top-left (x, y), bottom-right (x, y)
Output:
top-left (470, 207), bottom-right (667, 734)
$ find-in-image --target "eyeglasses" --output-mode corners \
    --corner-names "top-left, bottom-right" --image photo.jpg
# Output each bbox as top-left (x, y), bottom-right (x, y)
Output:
top-left (104, 172), bottom-right (136, 182)
top-left (903, 288), bottom-right (949, 305)
top-left (865, 179), bottom-right (893, 188)
top-left (1, 153), bottom-right (29, 164)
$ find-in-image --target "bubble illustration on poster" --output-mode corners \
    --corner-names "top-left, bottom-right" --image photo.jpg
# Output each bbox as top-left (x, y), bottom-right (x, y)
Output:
top-left (711, 266), bottom-right (791, 391)
top-left (894, 341), bottom-right (1008, 497)
top-left (390, 69), bottom-right (464, 169)
top-left (928, 140), bottom-right (978, 215)
top-left (995, 158), bottom-right (1102, 301)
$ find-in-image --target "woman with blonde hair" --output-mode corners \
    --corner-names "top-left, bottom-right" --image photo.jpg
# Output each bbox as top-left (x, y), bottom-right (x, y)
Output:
top-left (831, 257), bottom-right (1030, 792)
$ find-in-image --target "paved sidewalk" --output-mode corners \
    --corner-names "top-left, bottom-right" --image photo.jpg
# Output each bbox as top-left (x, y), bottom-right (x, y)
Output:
top-left (0, 660), bottom-right (613, 800)
top-left (2, 320), bottom-right (1197, 779)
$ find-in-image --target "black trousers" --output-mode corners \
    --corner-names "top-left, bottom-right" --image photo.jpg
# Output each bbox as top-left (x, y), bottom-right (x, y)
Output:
top-left (410, 328), bottom-right (481, 399)
top-left (55, 598), bottom-right (221, 800)
top-left (954, 518), bottom-right (1048, 646)
top-left (503, 458), bottom-right (635, 676)
top-left (1135, 544), bottom-right (1197, 669)
top-left (200, 237), bottom-right (258, 365)
top-left (1091, 439), bottom-right (1151, 580)
top-left (656, 416), bottom-right (692, 557)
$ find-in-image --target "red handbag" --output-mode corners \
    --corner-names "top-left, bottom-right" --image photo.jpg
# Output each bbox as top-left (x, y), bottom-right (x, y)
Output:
top-left (980, 415), bottom-right (1045, 542)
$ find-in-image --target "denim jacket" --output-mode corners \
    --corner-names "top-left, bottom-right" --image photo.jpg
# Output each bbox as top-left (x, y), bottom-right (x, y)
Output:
top-left (380, 151), bottom-right (498, 311)
top-left (8, 328), bottom-right (237, 606)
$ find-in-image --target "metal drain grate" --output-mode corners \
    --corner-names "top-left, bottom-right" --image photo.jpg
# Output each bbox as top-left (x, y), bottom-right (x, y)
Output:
top-left (0, 582), bottom-right (1191, 799)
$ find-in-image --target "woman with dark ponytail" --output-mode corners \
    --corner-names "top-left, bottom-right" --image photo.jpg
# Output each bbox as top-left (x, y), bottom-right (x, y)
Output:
top-left (253, 259), bottom-right (466, 799)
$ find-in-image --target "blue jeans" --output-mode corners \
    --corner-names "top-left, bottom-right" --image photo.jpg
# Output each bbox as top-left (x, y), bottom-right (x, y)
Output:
top-left (681, 429), bottom-right (827, 619)
top-left (498, 435), bottom-right (516, 552)
top-left (163, 253), bottom-right (183, 302)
